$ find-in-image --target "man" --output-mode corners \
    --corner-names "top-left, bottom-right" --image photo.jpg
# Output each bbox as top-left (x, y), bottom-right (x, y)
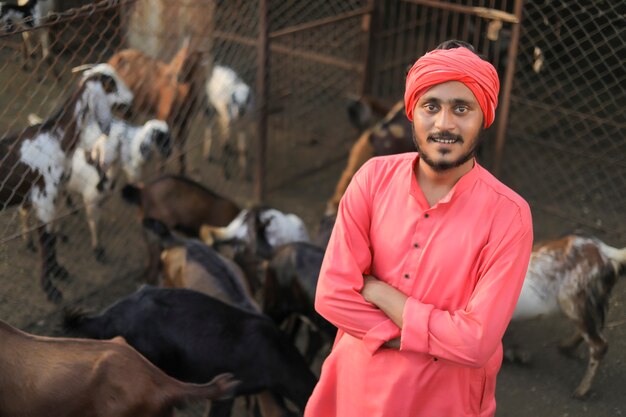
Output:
top-left (304, 41), bottom-right (533, 417)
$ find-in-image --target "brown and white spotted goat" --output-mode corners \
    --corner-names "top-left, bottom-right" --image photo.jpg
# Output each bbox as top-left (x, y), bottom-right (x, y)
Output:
top-left (326, 99), bottom-right (414, 215)
top-left (0, 63), bottom-right (133, 303)
top-left (510, 234), bottom-right (626, 398)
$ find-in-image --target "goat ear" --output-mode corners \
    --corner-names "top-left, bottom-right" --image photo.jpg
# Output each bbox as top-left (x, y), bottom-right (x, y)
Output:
top-left (71, 63), bottom-right (96, 73)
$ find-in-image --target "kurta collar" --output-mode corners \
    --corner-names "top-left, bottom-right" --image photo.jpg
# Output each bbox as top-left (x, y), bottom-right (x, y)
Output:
top-left (409, 153), bottom-right (482, 207)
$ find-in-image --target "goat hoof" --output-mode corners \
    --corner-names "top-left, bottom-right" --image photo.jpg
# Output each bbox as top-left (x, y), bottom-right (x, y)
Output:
top-left (94, 247), bottom-right (106, 263)
top-left (572, 387), bottom-right (591, 400)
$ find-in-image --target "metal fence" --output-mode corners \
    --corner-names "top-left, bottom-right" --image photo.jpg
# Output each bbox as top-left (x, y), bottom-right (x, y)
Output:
top-left (0, 0), bottom-right (624, 415)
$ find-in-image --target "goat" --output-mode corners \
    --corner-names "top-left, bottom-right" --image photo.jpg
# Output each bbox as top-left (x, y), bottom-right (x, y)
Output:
top-left (200, 206), bottom-right (311, 296)
top-left (200, 206), bottom-right (310, 260)
top-left (346, 94), bottom-right (397, 131)
top-left (203, 65), bottom-right (254, 180)
top-left (143, 217), bottom-right (260, 314)
top-left (0, 0), bottom-right (57, 76)
top-left (24, 115), bottom-right (172, 261)
top-left (263, 241), bottom-right (336, 364)
top-left (107, 38), bottom-right (206, 174)
top-left (0, 63), bottom-right (133, 303)
top-left (144, 217), bottom-right (299, 417)
top-left (260, 213), bottom-right (337, 363)
top-left (63, 285), bottom-right (318, 417)
top-left (73, 118), bottom-right (171, 260)
top-left (508, 234), bottom-right (626, 399)
top-left (89, 118), bottom-right (172, 183)
top-left (0, 318), bottom-right (238, 417)
top-left (326, 99), bottom-right (414, 215)
top-left (121, 175), bottom-right (240, 283)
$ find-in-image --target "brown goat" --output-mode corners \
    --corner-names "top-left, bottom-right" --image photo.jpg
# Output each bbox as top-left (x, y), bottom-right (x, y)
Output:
top-left (326, 100), bottom-right (414, 215)
top-left (121, 175), bottom-right (240, 283)
top-left (107, 39), bottom-right (205, 174)
top-left (509, 234), bottom-right (626, 398)
top-left (0, 319), bottom-right (238, 417)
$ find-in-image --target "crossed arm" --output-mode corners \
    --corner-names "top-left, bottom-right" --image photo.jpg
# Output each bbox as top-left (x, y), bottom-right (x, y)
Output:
top-left (360, 275), bottom-right (406, 349)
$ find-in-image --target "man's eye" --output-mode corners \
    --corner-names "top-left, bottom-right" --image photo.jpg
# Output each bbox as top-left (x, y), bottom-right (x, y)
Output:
top-left (424, 104), bottom-right (438, 112)
top-left (455, 106), bottom-right (469, 114)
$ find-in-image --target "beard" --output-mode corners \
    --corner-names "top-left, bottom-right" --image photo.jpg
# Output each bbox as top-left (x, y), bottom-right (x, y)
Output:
top-left (413, 130), bottom-right (481, 172)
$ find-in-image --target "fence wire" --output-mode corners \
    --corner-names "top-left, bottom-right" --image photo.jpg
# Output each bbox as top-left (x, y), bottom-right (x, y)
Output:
top-left (501, 1), bottom-right (625, 245)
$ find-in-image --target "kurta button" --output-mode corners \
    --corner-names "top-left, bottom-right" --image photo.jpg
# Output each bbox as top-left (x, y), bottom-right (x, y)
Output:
top-left (433, 357), bottom-right (438, 362)
top-left (403, 273), bottom-right (409, 279)
top-left (424, 213), bottom-right (430, 218)
top-left (413, 243), bottom-right (419, 248)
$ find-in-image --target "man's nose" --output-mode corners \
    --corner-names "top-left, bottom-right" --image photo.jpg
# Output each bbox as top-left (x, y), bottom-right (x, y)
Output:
top-left (434, 109), bottom-right (455, 132)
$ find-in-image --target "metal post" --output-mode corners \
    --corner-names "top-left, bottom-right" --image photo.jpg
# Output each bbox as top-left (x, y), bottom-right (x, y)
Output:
top-left (255, 0), bottom-right (269, 203)
top-left (493, 0), bottom-right (524, 177)
top-left (359, 0), bottom-right (378, 96)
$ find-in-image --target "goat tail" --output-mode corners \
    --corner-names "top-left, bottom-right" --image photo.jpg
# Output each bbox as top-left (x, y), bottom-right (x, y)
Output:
top-left (61, 306), bottom-right (94, 334)
top-left (166, 373), bottom-right (240, 405)
top-left (121, 184), bottom-right (142, 206)
top-left (597, 241), bottom-right (626, 274)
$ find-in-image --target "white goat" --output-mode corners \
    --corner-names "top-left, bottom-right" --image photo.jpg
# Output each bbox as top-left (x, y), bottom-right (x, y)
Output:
top-left (1, 63), bottom-right (133, 303)
top-left (90, 118), bottom-right (171, 183)
top-left (0, 0), bottom-right (56, 74)
top-left (26, 116), bottom-right (171, 261)
top-left (200, 207), bottom-right (310, 257)
top-left (203, 65), bottom-right (254, 179)
top-left (509, 234), bottom-right (626, 399)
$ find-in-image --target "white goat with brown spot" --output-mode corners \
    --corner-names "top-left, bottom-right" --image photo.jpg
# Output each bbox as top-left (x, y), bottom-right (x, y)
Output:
top-left (510, 234), bottom-right (626, 398)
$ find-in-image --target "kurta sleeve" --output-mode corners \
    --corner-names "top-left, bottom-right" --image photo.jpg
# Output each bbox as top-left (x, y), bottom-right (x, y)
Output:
top-left (315, 161), bottom-right (401, 353)
top-left (399, 204), bottom-right (533, 367)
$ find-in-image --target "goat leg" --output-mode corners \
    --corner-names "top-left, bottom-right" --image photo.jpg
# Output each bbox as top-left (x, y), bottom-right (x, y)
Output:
top-left (40, 30), bottom-right (60, 81)
top-left (19, 206), bottom-right (36, 252)
top-left (37, 227), bottom-right (64, 303)
top-left (236, 131), bottom-right (249, 181)
top-left (20, 31), bottom-right (33, 71)
top-left (142, 230), bottom-right (163, 285)
top-left (203, 125), bottom-right (215, 161)
top-left (84, 201), bottom-right (105, 263)
top-left (572, 333), bottom-right (608, 399)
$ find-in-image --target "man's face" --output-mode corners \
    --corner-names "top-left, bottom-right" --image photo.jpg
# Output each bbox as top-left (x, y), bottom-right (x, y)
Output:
top-left (411, 81), bottom-right (484, 172)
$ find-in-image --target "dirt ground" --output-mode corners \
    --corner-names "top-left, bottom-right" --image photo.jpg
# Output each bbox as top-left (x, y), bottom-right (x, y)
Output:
top-left (1, 40), bottom-right (625, 417)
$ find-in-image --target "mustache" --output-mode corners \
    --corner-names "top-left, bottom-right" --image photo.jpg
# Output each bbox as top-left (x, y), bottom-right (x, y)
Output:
top-left (428, 132), bottom-right (463, 142)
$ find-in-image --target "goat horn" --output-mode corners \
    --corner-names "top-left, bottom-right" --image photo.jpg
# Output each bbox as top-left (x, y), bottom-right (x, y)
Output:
top-left (71, 64), bottom-right (96, 73)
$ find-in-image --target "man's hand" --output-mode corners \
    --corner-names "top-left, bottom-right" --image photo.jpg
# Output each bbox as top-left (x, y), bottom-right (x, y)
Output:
top-left (360, 274), bottom-right (408, 329)
top-left (361, 274), bottom-right (382, 304)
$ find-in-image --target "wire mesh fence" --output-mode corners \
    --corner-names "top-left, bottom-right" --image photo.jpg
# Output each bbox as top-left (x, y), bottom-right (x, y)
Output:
top-left (0, 0), bottom-right (624, 415)
top-left (501, 0), bottom-right (625, 245)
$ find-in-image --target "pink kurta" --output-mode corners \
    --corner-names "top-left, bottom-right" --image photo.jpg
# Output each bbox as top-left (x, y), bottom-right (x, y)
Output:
top-left (305, 153), bottom-right (533, 417)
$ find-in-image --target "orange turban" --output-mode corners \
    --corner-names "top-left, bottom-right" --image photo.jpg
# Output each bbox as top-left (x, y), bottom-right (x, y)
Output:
top-left (404, 47), bottom-right (500, 128)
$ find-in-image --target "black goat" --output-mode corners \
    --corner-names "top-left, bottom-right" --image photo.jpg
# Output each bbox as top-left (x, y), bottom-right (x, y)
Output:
top-left (63, 285), bottom-right (317, 417)
top-left (263, 241), bottom-right (337, 364)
